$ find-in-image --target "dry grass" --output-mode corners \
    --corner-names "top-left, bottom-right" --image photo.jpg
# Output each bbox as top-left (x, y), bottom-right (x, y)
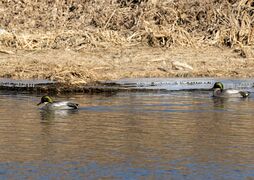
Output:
top-left (0, 0), bottom-right (253, 50)
top-left (0, 0), bottom-right (253, 85)
top-left (0, 47), bottom-right (254, 85)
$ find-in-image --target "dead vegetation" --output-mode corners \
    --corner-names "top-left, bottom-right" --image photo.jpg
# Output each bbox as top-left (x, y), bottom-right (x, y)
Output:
top-left (0, 47), bottom-right (254, 85)
top-left (0, 0), bottom-right (254, 86)
top-left (0, 0), bottom-right (253, 50)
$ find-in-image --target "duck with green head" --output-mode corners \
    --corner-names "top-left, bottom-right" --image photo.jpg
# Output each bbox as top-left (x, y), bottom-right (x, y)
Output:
top-left (212, 82), bottom-right (250, 98)
top-left (37, 95), bottom-right (79, 110)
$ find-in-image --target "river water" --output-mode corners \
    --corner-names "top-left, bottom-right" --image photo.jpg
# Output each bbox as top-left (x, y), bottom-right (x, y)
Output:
top-left (0, 91), bottom-right (254, 179)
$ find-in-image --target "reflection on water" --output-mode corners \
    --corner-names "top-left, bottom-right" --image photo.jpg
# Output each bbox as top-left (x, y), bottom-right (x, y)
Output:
top-left (0, 91), bottom-right (254, 179)
top-left (40, 109), bottom-right (79, 122)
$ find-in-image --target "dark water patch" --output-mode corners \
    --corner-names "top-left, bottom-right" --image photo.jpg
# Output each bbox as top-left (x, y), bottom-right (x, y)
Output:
top-left (0, 161), bottom-right (254, 180)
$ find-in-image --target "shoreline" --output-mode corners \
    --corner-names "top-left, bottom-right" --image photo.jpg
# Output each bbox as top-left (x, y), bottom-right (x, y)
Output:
top-left (0, 46), bottom-right (253, 93)
top-left (1, 77), bottom-right (254, 94)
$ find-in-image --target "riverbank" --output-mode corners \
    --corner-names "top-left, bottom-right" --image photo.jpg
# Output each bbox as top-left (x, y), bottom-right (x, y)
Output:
top-left (0, 0), bottom-right (253, 92)
top-left (0, 46), bottom-right (253, 92)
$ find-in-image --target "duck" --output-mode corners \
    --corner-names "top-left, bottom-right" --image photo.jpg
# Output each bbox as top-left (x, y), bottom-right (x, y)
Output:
top-left (212, 82), bottom-right (250, 98)
top-left (37, 95), bottom-right (79, 110)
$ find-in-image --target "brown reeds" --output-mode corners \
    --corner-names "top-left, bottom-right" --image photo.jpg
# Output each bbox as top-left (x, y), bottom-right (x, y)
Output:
top-left (0, 0), bottom-right (253, 50)
top-left (0, 0), bottom-right (254, 86)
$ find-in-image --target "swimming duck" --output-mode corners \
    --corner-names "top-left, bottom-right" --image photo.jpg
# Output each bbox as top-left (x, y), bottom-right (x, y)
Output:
top-left (212, 82), bottom-right (250, 98)
top-left (37, 95), bottom-right (79, 110)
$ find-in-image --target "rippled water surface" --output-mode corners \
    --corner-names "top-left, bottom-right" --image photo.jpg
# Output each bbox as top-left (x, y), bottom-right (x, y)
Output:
top-left (0, 91), bottom-right (254, 179)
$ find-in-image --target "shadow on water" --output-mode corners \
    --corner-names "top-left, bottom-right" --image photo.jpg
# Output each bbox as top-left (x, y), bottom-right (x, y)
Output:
top-left (0, 91), bottom-right (254, 179)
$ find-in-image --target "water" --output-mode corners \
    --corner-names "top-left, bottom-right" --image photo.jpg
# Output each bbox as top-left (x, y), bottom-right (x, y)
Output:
top-left (106, 78), bottom-right (254, 91)
top-left (0, 78), bottom-right (54, 87)
top-left (0, 91), bottom-right (254, 179)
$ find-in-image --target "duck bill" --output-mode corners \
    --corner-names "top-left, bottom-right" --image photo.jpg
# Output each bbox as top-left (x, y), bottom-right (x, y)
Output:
top-left (37, 102), bottom-right (42, 106)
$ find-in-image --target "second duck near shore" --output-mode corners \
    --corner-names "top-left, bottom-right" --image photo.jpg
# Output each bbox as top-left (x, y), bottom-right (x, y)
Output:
top-left (212, 82), bottom-right (250, 98)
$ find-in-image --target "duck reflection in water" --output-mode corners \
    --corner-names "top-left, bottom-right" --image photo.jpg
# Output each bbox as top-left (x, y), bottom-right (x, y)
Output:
top-left (40, 109), bottom-right (78, 121)
top-left (212, 97), bottom-right (225, 108)
top-left (212, 96), bottom-right (249, 109)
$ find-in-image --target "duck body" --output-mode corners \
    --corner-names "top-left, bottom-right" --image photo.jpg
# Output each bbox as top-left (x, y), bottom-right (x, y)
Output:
top-left (213, 88), bottom-right (250, 98)
top-left (38, 96), bottom-right (79, 110)
top-left (41, 101), bottom-right (79, 110)
top-left (212, 82), bottom-right (250, 98)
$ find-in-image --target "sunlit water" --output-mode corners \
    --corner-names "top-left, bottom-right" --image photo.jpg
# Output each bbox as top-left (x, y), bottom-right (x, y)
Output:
top-left (0, 91), bottom-right (254, 179)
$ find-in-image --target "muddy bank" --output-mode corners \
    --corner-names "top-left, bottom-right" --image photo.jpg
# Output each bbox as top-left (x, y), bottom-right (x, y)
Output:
top-left (0, 46), bottom-right (253, 93)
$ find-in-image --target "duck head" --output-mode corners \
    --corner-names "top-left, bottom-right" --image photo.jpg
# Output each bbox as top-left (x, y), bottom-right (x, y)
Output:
top-left (37, 95), bottom-right (53, 105)
top-left (212, 82), bottom-right (224, 91)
